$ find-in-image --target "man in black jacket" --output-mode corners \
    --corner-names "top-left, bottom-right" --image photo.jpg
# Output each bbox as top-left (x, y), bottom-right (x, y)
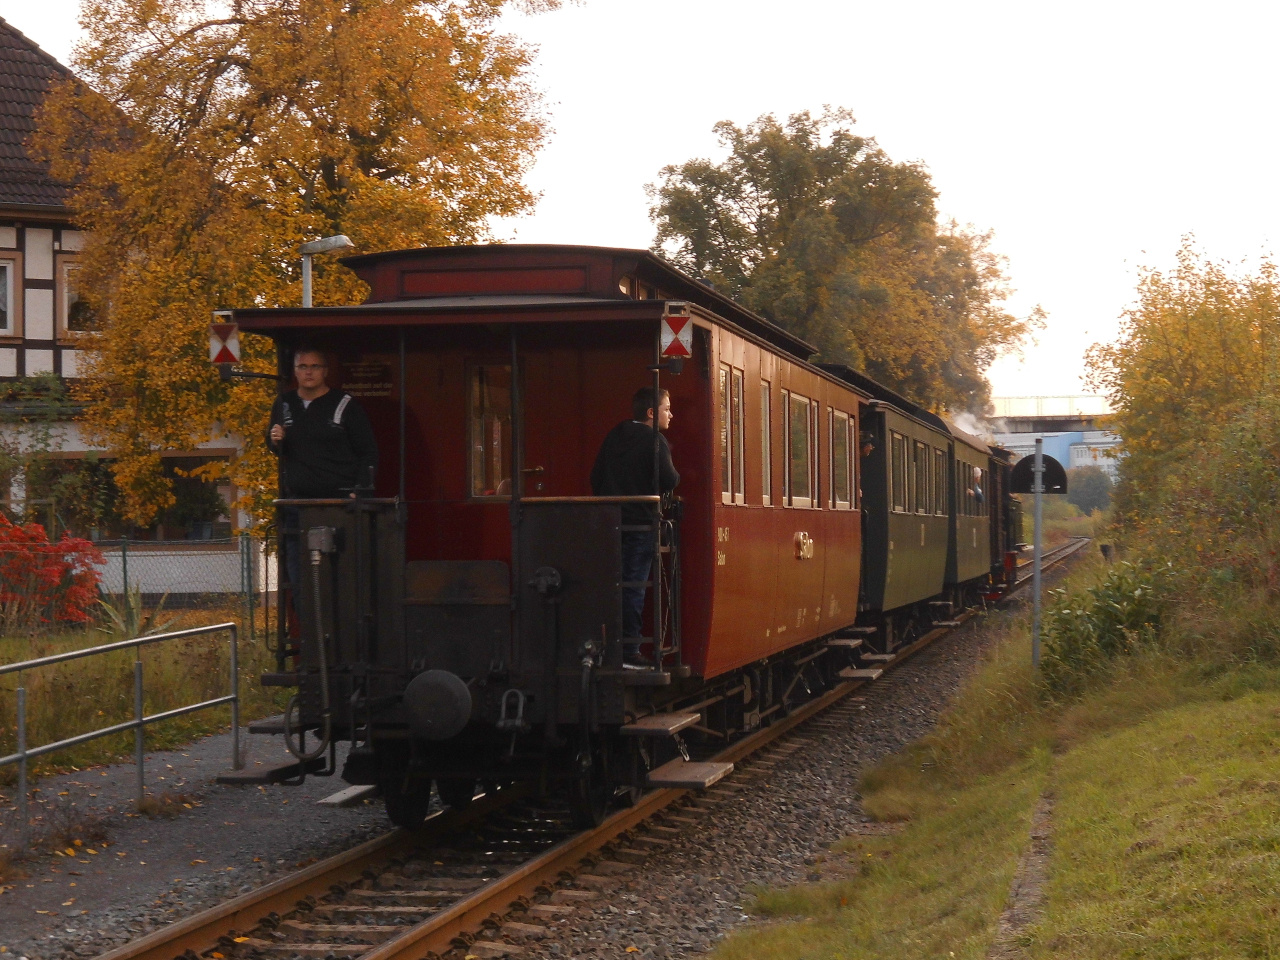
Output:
top-left (590, 386), bottom-right (679, 665)
top-left (267, 346), bottom-right (378, 590)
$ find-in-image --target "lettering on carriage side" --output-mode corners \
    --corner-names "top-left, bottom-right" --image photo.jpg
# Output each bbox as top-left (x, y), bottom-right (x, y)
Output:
top-left (717, 526), bottom-right (730, 543)
top-left (973, 528), bottom-right (978, 549)
top-left (920, 523), bottom-right (925, 547)
top-left (795, 607), bottom-right (807, 628)
top-left (717, 550), bottom-right (727, 566)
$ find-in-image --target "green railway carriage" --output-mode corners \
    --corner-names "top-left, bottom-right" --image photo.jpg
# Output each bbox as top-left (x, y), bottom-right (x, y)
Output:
top-left (949, 426), bottom-right (993, 587)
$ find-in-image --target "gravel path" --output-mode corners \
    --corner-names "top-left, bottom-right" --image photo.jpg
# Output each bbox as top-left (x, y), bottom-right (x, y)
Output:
top-left (0, 565), bottom-right (1067, 960)
top-left (0, 732), bottom-right (388, 959)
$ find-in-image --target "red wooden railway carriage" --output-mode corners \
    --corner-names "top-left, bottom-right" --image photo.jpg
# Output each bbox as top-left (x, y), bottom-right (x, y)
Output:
top-left (227, 244), bottom-right (961, 826)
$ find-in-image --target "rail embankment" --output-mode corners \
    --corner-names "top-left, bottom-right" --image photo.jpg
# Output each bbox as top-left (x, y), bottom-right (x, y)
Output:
top-left (714, 548), bottom-right (1280, 960)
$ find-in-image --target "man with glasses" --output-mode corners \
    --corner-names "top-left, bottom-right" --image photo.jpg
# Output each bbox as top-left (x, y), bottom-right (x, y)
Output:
top-left (267, 346), bottom-right (378, 592)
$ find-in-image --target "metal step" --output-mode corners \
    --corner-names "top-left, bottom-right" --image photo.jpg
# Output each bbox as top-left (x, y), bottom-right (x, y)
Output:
top-left (838, 625), bottom-right (878, 635)
top-left (839, 667), bottom-right (884, 680)
top-left (248, 715), bottom-right (287, 735)
top-left (593, 667), bottom-right (672, 687)
top-left (933, 620), bottom-right (962, 627)
top-left (317, 784), bottom-right (380, 807)
top-left (216, 756), bottom-right (326, 785)
top-left (620, 713), bottom-right (700, 737)
top-left (860, 653), bottom-right (895, 662)
top-left (826, 637), bottom-right (863, 649)
top-left (647, 758), bottom-right (734, 789)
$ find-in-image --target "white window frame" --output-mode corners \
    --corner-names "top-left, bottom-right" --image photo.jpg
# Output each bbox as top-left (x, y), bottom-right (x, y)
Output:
top-left (760, 380), bottom-right (772, 506)
top-left (785, 391), bottom-right (813, 508)
top-left (731, 367), bottom-right (745, 504)
top-left (830, 409), bottom-right (852, 509)
top-left (57, 257), bottom-right (94, 338)
top-left (0, 255), bottom-right (21, 338)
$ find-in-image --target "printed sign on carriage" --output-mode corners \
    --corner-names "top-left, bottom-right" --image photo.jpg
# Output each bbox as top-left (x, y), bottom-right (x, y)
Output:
top-left (661, 301), bottom-right (693, 358)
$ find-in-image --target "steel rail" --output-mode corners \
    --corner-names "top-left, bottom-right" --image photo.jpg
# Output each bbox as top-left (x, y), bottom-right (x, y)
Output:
top-left (91, 791), bottom-right (516, 960)
top-left (92, 539), bottom-right (1089, 960)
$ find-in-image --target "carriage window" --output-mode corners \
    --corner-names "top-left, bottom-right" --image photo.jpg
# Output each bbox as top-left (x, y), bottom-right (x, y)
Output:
top-left (890, 432), bottom-right (907, 512)
top-left (786, 392), bottom-right (812, 507)
top-left (720, 366), bottom-right (731, 501)
top-left (977, 467), bottom-right (988, 516)
top-left (469, 365), bottom-right (513, 497)
top-left (934, 448), bottom-right (946, 515)
top-left (732, 368), bottom-right (745, 503)
top-left (831, 411), bottom-right (851, 508)
top-left (761, 381), bottom-right (772, 505)
top-left (914, 441), bottom-right (930, 514)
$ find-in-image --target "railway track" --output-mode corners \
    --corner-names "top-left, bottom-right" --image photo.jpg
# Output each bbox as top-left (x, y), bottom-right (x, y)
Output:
top-left (97, 537), bottom-right (1091, 960)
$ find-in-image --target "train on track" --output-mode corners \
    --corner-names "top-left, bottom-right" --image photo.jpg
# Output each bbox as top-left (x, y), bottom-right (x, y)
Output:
top-left (225, 244), bottom-right (1022, 827)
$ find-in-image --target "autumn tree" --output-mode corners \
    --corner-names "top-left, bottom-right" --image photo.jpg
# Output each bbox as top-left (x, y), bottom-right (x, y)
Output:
top-left (1086, 238), bottom-right (1280, 506)
top-left (34, 0), bottom-right (554, 525)
top-left (649, 110), bottom-right (1040, 412)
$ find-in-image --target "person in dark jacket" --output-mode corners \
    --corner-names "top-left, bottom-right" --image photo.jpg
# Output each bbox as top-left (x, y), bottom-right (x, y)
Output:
top-left (590, 386), bottom-right (679, 666)
top-left (267, 346), bottom-right (378, 590)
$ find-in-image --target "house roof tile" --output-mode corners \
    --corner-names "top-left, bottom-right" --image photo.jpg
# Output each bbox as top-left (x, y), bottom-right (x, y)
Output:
top-left (0, 17), bottom-right (73, 209)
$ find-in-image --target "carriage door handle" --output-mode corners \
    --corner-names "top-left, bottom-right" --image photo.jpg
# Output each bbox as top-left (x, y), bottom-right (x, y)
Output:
top-left (522, 465), bottom-right (545, 491)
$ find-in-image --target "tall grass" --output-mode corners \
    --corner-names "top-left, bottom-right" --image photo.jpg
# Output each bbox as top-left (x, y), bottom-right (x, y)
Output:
top-left (0, 604), bottom-right (287, 784)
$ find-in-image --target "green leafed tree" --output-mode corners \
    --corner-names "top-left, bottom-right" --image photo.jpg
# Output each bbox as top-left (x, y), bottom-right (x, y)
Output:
top-left (649, 110), bottom-right (1042, 412)
top-left (33, 0), bottom-right (556, 526)
top-left (1065, 465), bottom-right (1113, 515)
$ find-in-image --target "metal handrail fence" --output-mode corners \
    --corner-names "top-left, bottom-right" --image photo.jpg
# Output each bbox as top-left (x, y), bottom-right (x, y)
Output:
top-left (0, 622), bottom-right (242, 848)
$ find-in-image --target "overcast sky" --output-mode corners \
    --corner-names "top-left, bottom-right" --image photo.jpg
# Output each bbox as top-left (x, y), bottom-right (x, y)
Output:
top-left (7, 0), bottom-right (1278, 400)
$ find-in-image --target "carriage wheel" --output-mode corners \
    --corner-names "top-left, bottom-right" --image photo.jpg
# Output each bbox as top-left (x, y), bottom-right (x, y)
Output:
top-left (377, 744), bottom-right (431, 829)
top-left (569, 732), bottom-right (614, 828)
top-left (435, 777), bottom-right (477, 811)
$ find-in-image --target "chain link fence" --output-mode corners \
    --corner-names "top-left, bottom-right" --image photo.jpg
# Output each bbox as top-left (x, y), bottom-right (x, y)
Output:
top-left (97, 535), bottom-right (278, 644)
top-left (0, 534), bottom-right (279, 643)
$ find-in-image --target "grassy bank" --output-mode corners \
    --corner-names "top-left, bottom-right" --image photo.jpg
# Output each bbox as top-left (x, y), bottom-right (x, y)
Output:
top-left (712, 554), bottom-right (1280, 959)
top-left (0, 605), bottom-right (287, 784)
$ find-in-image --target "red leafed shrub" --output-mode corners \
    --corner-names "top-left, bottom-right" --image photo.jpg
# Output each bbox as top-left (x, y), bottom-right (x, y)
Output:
top-left (0, 515), bottom-right (104, 635)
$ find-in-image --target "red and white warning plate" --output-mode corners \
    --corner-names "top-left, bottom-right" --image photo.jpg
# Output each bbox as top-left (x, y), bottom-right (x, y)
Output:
top-left (661, 302), bottom-right (693, 358)
top-left (209, 321), bottom-right (240, 364)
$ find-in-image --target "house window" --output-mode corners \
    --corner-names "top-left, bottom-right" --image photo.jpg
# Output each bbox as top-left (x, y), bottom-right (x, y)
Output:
top-left (831, 410), bottom-right (852, 508)
top-left (785, 392), bottom-right (812, 507)
top-left (469, 365), bottom-right (512, 498)
top-left (0, 260), bottom-right (11, 335)
top-left (934, 448), bottom-right (946, 515)
top-left (761, 381), bottom-right (772, 505)
top-left (61, 262), bottom-right (98, 332)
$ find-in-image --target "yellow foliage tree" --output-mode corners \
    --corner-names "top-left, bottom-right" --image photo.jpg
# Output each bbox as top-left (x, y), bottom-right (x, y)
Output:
top-left (1086, 238), bottom-right (1280, 505)
top-left (34, 0), bottom-right (554, 526)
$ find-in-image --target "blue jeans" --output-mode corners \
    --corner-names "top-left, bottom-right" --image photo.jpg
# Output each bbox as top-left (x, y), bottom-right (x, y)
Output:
top-left (621, 531), bottom-right (654, 646)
